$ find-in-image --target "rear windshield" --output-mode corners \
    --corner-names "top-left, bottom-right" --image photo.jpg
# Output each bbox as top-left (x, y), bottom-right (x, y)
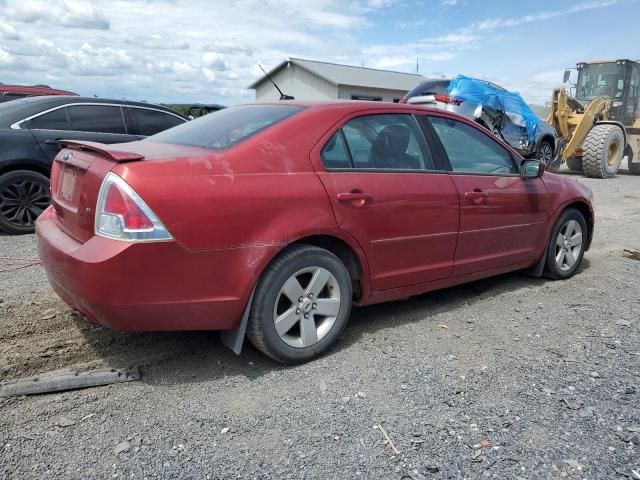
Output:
top-left (405, 80), bottom-right (451, 99)
top-left (148, 104), bottom-right (304, 149)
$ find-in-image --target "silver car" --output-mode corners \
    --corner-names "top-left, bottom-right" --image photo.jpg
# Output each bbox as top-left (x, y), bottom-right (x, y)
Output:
top-left (401, 76), bottom-right (556, 164)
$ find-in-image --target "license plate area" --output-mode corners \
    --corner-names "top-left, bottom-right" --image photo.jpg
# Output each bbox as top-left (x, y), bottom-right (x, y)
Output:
top-left (59, 166), bottom-right (78, 202)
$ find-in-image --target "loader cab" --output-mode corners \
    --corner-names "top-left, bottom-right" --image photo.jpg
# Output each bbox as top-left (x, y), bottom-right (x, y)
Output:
top-left (574, 60), bottom-right (640, 126)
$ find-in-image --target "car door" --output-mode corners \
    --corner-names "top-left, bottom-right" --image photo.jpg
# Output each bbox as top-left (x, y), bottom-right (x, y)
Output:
top-left (311, 112), bottom-right (459, 292)
top-left (423, 114), bottom-right (549, 276)
top-left (28, 104), bottom-right (139, 162)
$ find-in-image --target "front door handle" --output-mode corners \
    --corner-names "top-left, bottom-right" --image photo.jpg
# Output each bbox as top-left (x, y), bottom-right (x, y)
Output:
top-left (337, 191), bottom-right (372, 207)
top-left (464, 189), bottom-right (488, 205)
top-left (44, 139), bottom-right (62, 146)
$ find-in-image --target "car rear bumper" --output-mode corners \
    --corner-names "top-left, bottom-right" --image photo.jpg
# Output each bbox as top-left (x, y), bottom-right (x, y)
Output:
top-left (36, 207), bottom-right (274, 331)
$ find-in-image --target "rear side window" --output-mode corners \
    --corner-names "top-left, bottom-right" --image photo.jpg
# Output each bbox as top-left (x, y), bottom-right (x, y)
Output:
top-left (149, 104), bottom-right (303, 149)
top-left (67, 105), bottom-right (126, 134)
top-left (321, 132), bottom-right (351, 169)
top-left (324, 114), bottom-right (433, 170)
top-left (428, 116), bottom-right (517, 175)
top-left (29, 108), bottom-right (70, 130)
top-left (129, 108), bottom-right (184, 136)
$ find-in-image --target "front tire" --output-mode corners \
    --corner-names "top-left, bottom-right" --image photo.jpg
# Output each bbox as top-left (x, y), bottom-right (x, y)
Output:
top-left (544, 208), bottom-right (587, 280)
top-left (0, 170), bottom-right (51, 235)
top-left (246, 244), bottom-right (352, 364)
top-left (582, 124), bottom-right (624, 178)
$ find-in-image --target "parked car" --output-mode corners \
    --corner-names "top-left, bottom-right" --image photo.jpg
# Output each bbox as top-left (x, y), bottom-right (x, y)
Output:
top-left (401, 75), bottom-right (557, 163)
top-left (186, 103), bottom-right (225, 118)
top-left (0, 96), bottom-right (187, 234)
top-left (0, 83), bottom-right (77, 103)
top-left (36, 101), bottom-right (593, 364)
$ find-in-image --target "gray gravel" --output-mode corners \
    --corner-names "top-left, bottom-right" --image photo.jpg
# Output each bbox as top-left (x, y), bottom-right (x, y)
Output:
top-left (1, 167), bottom-right (639, 479)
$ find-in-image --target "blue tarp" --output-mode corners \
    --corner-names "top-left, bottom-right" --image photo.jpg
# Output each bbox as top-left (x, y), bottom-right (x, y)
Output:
top-left (447, 74), bottom-right (542, 146)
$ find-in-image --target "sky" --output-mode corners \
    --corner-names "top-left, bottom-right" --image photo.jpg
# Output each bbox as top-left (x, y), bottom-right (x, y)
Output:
top-left (0, 0), bottom-right (637, 106)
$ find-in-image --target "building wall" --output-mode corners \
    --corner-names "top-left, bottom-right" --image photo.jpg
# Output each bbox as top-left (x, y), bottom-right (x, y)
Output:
top-left (255, 64), bottom-right (337, 101)
top-left (338, 85), bottom-right (408, 103)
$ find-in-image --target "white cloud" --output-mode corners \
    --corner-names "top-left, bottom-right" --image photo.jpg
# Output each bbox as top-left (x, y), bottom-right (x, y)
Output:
top-left (473, 0), bottom-right (617, 31)
top-left (6, 0), bottom-right (110, 29)
top-left (0, 17), bottom-right (20, 39)
top-left (441, 0), bottom-right (458, 5)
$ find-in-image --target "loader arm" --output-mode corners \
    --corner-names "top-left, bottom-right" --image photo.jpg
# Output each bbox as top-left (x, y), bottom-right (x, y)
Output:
top-left (548, 88), bottom-right (609, 160)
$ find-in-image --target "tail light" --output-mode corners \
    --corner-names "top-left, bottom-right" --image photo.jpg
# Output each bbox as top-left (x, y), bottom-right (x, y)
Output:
top-left (434, 94), bottom-right (464, 106)
top-left (95, 173), bottom-right (172, 242)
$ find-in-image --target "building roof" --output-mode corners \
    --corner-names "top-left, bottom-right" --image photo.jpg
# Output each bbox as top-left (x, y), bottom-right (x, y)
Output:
top-left (248, 58), bottom-right (424, 91)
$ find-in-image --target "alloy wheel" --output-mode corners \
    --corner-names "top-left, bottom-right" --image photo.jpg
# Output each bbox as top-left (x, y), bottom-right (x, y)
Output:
top-left (0, 177), bottom-right (51, 229)
top-left (273, 266), bottom-right (341, 348)
top-left (554, 220), bottom-right (583, 271)
top-left (538, 143), bottom-right (553, 164)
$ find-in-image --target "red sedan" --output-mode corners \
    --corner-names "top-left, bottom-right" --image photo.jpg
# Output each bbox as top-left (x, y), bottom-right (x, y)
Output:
top-left (36, 101), bottom-right (593, 363)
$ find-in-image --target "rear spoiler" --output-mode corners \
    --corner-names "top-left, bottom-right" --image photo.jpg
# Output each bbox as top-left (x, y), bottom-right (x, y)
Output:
top-left (58, 140), bottom-right (145, 162)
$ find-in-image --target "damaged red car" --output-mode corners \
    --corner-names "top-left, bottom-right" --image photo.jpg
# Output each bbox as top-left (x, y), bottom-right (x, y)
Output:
top-left (36, 101), bottom-right (594, 363)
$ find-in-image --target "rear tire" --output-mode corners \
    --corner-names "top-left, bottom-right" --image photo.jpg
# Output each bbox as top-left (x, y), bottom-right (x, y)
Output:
top-left (246, 244), bottom-right (352, 364)
top-left (544, 208), bottom-right (587, 280)
top-left (582, 124), bottom-right (624, 178)
top-left (0, 170), bottom-right (51, 235)
top-left (565, 156), bottom-right (584, 172)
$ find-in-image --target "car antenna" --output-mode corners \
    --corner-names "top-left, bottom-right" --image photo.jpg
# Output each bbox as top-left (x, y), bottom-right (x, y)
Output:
top-left (258, 63), bottom-right (294, 100)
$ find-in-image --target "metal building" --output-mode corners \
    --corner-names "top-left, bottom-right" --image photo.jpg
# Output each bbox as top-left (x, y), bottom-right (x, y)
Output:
top-left (249, 58), bottom-right (424, 103)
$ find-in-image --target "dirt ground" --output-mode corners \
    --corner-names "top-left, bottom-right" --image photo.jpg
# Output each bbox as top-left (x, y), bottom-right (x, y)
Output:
top-left (1, 165), bottom-right (639, 479)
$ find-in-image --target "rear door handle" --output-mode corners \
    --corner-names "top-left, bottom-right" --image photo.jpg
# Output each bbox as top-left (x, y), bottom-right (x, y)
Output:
top-left (44, 139), bottom-right (62, 145)
top-left (337, 191), bottom-right (372, 207)
top-left (464, 189), bottom-right (488, 204)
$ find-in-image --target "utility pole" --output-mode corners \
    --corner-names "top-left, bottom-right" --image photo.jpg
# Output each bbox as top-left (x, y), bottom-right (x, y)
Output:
top-left (416, 56), bottom-right (419, 74)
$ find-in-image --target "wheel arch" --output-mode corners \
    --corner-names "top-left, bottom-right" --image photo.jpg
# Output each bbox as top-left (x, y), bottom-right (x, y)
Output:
top-left (538, 134), bottom-right (556, 153)
top-left (560, 200), bottom-right (594, 251)
top-left (287, 234), bottom-right (367, 303)
top-left (0, 160), bottom-right (51, 178)
top-left (594, 120), bottom-right (627, 149)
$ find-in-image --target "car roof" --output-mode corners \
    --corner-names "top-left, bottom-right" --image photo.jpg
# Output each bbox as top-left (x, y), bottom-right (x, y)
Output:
top-left (0, 84), bottom-right (77, 95)
top-left (0, 96), bottom-right (186, 127)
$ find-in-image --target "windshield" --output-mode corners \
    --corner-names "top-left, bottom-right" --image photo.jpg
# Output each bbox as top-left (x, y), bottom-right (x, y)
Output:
top-left (148, 104), bottom-right (304, 149)
top-left (576, 63), bottom-right (626, 101)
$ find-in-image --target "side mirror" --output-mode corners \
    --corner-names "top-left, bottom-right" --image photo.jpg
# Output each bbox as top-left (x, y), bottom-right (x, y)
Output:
top-left (563, 70), bottom-right (571, 83)
top-left (521, 160), bottom-right (545, 179)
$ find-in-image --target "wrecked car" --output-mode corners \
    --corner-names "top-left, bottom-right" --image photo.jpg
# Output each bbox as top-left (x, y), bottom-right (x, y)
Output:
top-left (401, 75), bottom-right (556, 164)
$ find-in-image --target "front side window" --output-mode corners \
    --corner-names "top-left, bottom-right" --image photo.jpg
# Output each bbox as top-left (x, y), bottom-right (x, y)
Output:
top-left (149, 104), bottom-right (303, 149)
top-left (28, 108), bottom-right (70, 130)
top-left (576, 63), bottom-right (626, 101)
top-left (336, 114), bottom-right (433, 170)
top-left (67, 105), bottom-right (126, 134)
top-left (428, 116), bottom-right (517, 175)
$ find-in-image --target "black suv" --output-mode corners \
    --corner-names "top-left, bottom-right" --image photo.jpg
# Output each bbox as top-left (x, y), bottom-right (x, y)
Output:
top-left (0, 96), bottom-right (187, 234)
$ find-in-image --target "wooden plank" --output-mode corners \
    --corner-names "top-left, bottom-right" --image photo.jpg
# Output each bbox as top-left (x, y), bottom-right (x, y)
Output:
top-left (0, 367), bottom-right (141, 397)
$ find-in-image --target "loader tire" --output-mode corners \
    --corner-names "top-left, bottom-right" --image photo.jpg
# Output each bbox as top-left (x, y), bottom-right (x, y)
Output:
top-left (582, 124), bottom-right (624, 178)
top-left (565, 156), bottom-right (583, 172)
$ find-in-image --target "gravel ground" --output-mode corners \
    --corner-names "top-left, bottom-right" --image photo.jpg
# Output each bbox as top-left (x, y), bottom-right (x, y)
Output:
top-left (1, 166), bottom-right (639, 480)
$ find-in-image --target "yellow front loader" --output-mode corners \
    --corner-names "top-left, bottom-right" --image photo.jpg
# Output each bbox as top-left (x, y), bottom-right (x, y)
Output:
top-left (548, 59), bottom-right (640, 178)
